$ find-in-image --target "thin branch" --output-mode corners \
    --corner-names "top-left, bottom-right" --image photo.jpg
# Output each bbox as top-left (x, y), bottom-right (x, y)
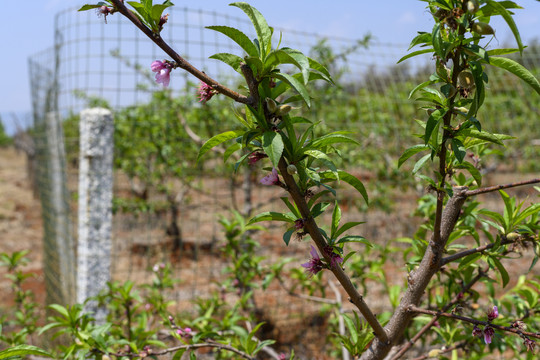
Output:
top-left (391, 267), bottom-right (487, 360)
top-left (276, 158), bottom-right (389, 343)
top-left (440, 234), bottom-right (537, 266)
top-left (108, 0), bottom-right (253, 105)
top-left (465, 178), bottom-right (540, 197)
top-left (408, 305), bottom-right (540, 339)
top-left (103, 340), bottom-right (255, 359)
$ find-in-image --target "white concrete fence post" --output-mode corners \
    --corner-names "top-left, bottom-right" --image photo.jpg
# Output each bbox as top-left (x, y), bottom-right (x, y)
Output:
top-left (77, 108), bottom-right (114, 322)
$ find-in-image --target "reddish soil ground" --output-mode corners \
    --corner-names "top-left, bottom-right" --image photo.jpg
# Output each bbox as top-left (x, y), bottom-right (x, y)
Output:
top-left (0, 146), bottom-right (538, 359)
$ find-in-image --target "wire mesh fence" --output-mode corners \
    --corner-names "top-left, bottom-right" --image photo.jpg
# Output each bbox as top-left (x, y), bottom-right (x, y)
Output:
top-left (25, 4), bottom-right (540, 357)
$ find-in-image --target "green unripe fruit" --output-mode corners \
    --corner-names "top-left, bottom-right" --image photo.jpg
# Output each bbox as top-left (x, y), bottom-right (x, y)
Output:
top-left (458, 71), bottom-right (475, 89)
top-left (287, 164), bottom-right (298, 175)
top-left (265, 98), bottom-right (277, 113)
top-left (506, 232), bottom-right (520, 241)
top-left (471, 22), bottom-right (495, 35)
top-left (466, 0), bottom-right (479, 13)
top-left (276, 104), bottom-right (292, 116)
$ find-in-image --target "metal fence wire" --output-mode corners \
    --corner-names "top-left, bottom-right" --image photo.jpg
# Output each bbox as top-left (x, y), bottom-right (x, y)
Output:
top-left (27, 5), bottom-right (539, 357)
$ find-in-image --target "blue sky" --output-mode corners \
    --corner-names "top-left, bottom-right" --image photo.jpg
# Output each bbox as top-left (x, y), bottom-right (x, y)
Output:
top-left (1, 0), bottom-right (539, 132)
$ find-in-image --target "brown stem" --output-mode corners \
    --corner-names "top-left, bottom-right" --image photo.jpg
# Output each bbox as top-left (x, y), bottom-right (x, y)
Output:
top-left (440, 235), bottom-right (536, 265)
top-left (391, 267), bottom-right (486, 360)
top-left (408, 305), bottom-right (540, 339)
top-left (102, 340), bottom-right (255, 359)
top-left (465, 178), bottom-right (540, 197)
top-left (276, 158), bottom-right (389, 343)
top-left (109, 0), bottom-right (253, 105)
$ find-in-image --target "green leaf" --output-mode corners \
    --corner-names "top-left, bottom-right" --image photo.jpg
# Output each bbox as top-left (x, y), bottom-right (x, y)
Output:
top-left (197, 130), bottom-right (244, 162)
top-left (490, 256), bottom-right (510, 287)
top-left (309, 132), bottom-right (360, 148)
top-left (458, 253), bottom-right (483, 270)
top-left (454, 161), bottom-right (482, 186)
top-left (266, 48), bottom-right (310, 84)
top-left (335, 221), bottom-right (365, 239)
top-left (151, 1), bottom-right (174, 25)
top-left (262, 131), bottom-right (284, 168)
top-left (206, 26), bottom-right (259, 57)
top-left (485, 0), bottom-right (523, 54)
top-left (172, 349), bottom-right (187, 360)
top-left (408, 32), bottom-right (432, 50)
top-left (451, 138), bottom-right (466, 163)
top-left (398, 144), bottom-right (430, 168)
top-left (273, 72), bottom-right (311, 107)
top-left (337, 235), bottom-right (371, 247)
top-left (338, 170), bottom-right (368, 205)
top-left (413, 153), bottom-right (431, 175)
top-left (331, 202), bottom-right (341, 239)
top-left (78, 4), bottom-right (106, 11)
top-left (424, 109), bottom-right (446, 144)
top-left (458, 129), bottom-right (505, 146)
top-left (487, 48), bottom-right (520, 56)
top-left (230, 2), bottom-right (272, 57)
top-left (489, 56), bottom-right (540, 95)
top-left (408, 80), bottom-right (436, 99)
top-left (247, 211), bottom-right (296, 225)
top-left (307, 57), bottom-right (334, 84)
top-left (397, 48), bottom-right (434, 64)
top-left (0, 345), bottom-right (53, 359)
top-left (209, 53), bottom-right (244, 72)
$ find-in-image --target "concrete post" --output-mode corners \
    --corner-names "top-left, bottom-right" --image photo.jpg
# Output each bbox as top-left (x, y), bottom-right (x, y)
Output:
top-left (77, 108), bottom-right (114, 322)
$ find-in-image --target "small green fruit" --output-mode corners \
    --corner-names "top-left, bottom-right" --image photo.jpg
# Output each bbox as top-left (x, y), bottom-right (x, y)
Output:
top-left (458, 71), bottom-right (475, 89)
top-left (265, 98), bottom-right (277, 113)
top-left (466, 0), bottom-right (479, 13)
top-left (276, 104), bottom-right (292, 116)
top-left (506, 232), bottom-right (520, 241)
top-left (287, 164), bottom-right (298, 175)
top-left (471, 22), bottom-right (495, 36)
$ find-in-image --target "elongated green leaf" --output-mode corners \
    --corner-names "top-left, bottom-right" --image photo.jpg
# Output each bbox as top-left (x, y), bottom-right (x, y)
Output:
top-left (397, 48), bottom-right (434, 64)
top-left (266, 48), bottom-right (310, 84)
top-left (273, 72), bottom-right (311, 107)
top-left (230, 2), bottom-right (272, 57)
top-left (514, 203), bottom-right (540, 225)
top-left (247, 211), bottom-right (296, 225)
top-left (486, 0), bottom-right (523, 54)
top-left (413, 153), bottom-right (431, 175)
top-left (454, 161), bottom-right (482, 187)
top-left (408, 32), bottom-right (432, 50)
top-left (451, 138), bottom-right (466, 163)
top-left (338, 171), bottom-right (368, 205)
top-left (78, 4), bottom-right (107, 11)
top-left (308, 57), bottom-right (334, 84)
top-left (206, 25), bottom-right (259, 56)
top-left (310, 132), bottom-right (360, 148)
top-left (209, 53), bottom-right (244, 72)
top-left (0, 345), bottom-right (53, 359)
top-left (490, 256), bottom-right (510, 288)
top-left (398, 144), bottom-right (430, 168)
top-left (487, 48), bottom-right (520, 56)
top-left (335, 221), bottom-right (365, 239)
top-left (152, 1), bottom-right (174, 23)
top-left (197, 130), bottom-right (244, 162)
top-left (458, 253), bottom-right (482, 270)
top-left (262, 131), bottom-right (284, 168)
top-left (458, 129), bottom-right (505, 146)
top-left (424, 109), bottom-right (446, 144)
top-left (489, 56), bottom-right (540, 95)
top-left (331, 202), bottom-right (341, 239)
top-left (408, 79), bottom-right (436, 99)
